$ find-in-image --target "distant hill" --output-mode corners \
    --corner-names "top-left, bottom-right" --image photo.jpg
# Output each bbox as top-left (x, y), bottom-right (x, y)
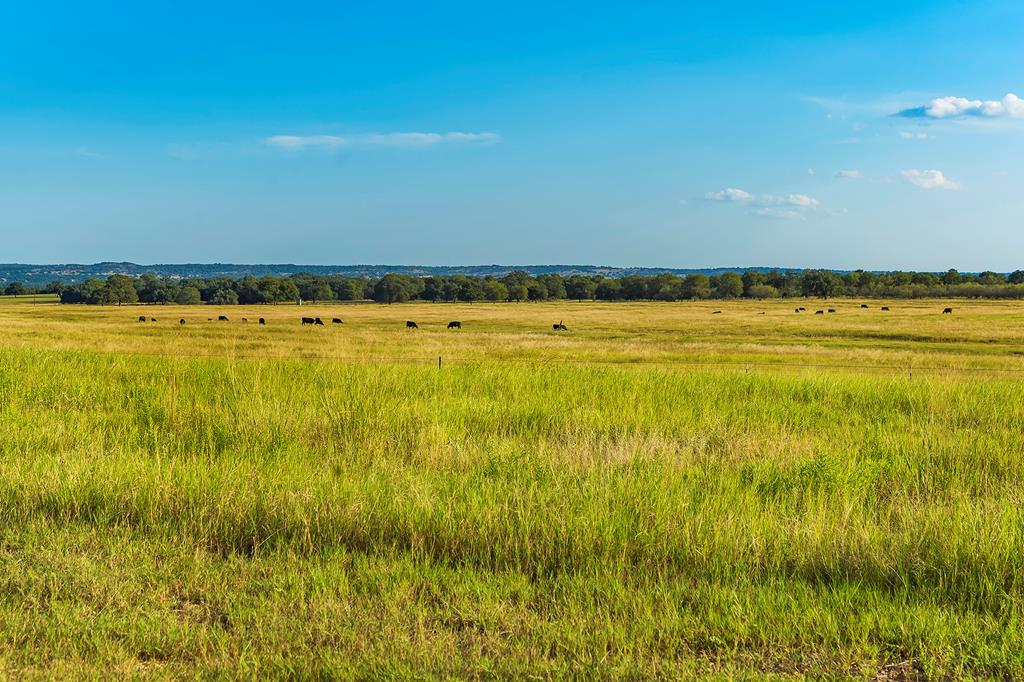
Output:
top-left (0, 262), bottom-right (805, 286)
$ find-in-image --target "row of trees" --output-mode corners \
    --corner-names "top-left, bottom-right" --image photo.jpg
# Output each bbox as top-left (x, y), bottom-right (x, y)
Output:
top-left (34, 268), bottom-right (1024, 305)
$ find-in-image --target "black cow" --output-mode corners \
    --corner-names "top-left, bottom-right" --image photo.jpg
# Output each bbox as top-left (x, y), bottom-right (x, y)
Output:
top-left (794, 308), bottom-right (801, 313)
top-left (861, 304), bottom-right (869, 309)
top-left (138, 316), bottom-right (146, 322)
top-left (150, 317), bottom-right (157, 322)
top-left (314, 317), bottom-right (325, 326)
top-left (828, 309), bottom-right (836, 313)
top-left (332, 318), bottom-right (343, 324)
top-left (815, 310), bottom-right (824, 315)
top-left (258, 318), bottom-right (266, 325)
top-left (179, 319), bottom-right (185, 326)
top-left (447, 321), bottom-right (461, 329)
top-left (881, 306), bottom-right (890, 311)
top-left (799, 307), bottom-right (806, 311)
top-left (218, 315), bottom-right (229, 322)
top-left (301, 317), bottom-right (316, 325)
top-left (553, 320), bottom-right (568, 331)
top-left (943, 307), bottom-right (953, 314)
top-left (711, 310), bottom-right (722, 314)
top-left (406, 321), bottom-right (418, 329)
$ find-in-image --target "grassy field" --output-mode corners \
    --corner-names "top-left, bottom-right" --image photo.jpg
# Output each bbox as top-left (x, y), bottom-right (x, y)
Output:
top-left (1, 299), bottom-right (1023, 678)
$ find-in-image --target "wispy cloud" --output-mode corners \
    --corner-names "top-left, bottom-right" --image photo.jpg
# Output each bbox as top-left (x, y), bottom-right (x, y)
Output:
top-left (899, 131), bottom-right (932, 140)
top-left (704, 187), bottom-right (822, 219)
top-left (834, 169), bottom-right (860, 179)
top-left (265, 131), bottom-right (501, 151)
top-left (704, 187), bottom-right (754, 202)
top-left (896, 94), bottom-right (1024, 120)
top-left (901, 169), bottom-right (961, 190)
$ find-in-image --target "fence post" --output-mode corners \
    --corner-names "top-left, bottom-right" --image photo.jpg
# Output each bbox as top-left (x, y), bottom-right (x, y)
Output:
top-left (438, 355), bottom-right (442, 370)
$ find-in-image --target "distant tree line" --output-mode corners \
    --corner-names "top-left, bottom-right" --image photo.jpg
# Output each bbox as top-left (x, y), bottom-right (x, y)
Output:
top-left (5, 268), bottom-right (1024, 305)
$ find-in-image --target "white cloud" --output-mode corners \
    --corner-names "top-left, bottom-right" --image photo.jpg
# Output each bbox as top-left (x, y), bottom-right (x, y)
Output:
top-left (704, 187), bottom-right (754, 202)
top-left (752, 207), bottom-right (804, 220)
top-left (897, 93), bottom-right (1024, 119)
top-left (704, 188), bottom-right (822, 218)
top-left (899, 131), bottom-right (931, 140)
top-left (834, 169), bottom-right (860, 179)
top-left (901, 169), bottom-right (961, 190)
top-left (265, 131), bottom-right (500, 151)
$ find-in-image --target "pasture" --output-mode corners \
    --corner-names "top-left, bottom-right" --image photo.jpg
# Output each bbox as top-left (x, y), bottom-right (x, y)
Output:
top-left (1, 299), bottom-right (1024, 677)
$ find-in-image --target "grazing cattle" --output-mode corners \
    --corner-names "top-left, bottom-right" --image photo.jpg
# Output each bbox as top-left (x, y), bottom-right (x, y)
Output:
top-left (332, 318), bottom-right (343, 324)
top-left (406, 320), bottom-right (418, 329)
top-left (179, 319), bottom-right (185, 326)
top-left (242, 318), bottom-right (248, 323)
top-left (795, 308), bottom-right (801, 313)
top-left (150, 317), bottom-right (157, 322)
top-left (759, 311), bottom-right (766, 315)
top-left (943, 307), bottom-right (953, 314)
top-left (138, 316), bottom-right (146, 322)
top-left (861, 304), bottom-right (869, 308)
top-left (815, 310), bottom-right (824, 315)
top-left (301, 317), bottom-right (316, 325)
top-left (711, 310), bottom-right (722, 314)
top-left (881, 306), bottom-right (890, 311)
top-left (314, 317), bottom-right (325, 326)
top-left (447, 321), bottom-right (461, 329)
top-left (799, 307), bottom-right (806, 311)
top-left (553, 320), bottom-right (568, 331)
top-left (828, 309), bottom-right (836, 313)
top-left (218, 315), bottom-right (229, 322)
top-left (258, 318), bottom-right (266, 325)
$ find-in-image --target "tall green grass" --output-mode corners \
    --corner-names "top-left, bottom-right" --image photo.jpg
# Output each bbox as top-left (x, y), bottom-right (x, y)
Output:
top-left (1, 345), bottom-right (1024, 676)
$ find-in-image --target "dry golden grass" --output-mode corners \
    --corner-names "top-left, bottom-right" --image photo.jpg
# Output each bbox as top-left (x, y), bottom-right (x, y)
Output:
top-left (3, 298), bottom-right (1023, 373)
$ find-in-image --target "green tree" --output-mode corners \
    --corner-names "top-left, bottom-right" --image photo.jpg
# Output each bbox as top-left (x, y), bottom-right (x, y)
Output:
top-left (210, 288), bottom-right (239, 305)
top-left (372, 274), bottom-right (417, 304)
top-left (4, 282), bottom-right (27, 297)
top-left (506, 284), bottom-right (529, 302)
top-left (746, 284), bottom-right (780, 299)
top-left (595, 278), bottom-right (622, 300)
top-left (741, 271), bottom-right (764, 297)
top-left (1009, 270), bottom-right (1024, 285)
top-left (97, 275), bottom-right (139, 305)
top-left (680, 274), bottom-right (711, 300)
top-left (565, 275), bottom-right (598, 300)
top-left (456, 277), bottom-right (485, 303)
top-left (801, 270), bottom-right (844, 299)
top-left (714, 272), bottom-right (744, 299)
top-left (978, 271), bottom-right (1005, 285)
top-left (537, 274), bottom-right (567, 300)
top-left (483, 279), bottom-right (508, 302)
top-left (174, 286), bottom-right (202, 305)
top-left (300, 279), bottom-right (335, 302)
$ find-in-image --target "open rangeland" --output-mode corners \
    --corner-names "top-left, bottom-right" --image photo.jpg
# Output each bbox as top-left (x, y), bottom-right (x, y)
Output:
top-left (2, 298), bottom-right (1024, 678)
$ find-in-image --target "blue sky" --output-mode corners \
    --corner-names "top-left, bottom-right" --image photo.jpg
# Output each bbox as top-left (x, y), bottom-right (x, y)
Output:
top-left (2, 1), bottom-right (1023, 269)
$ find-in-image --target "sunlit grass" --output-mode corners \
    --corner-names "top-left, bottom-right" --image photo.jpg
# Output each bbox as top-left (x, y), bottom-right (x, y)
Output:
top-left (1, 300), bottom-right (1023, 677)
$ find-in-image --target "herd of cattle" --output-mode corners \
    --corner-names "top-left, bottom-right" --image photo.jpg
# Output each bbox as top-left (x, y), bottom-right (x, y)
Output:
top-left (791, 305), bottom-right (953, 314)
top-left (135, 315), bottom-right (539, 330)
top-left (136, 306), bottom-right (959, 328)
